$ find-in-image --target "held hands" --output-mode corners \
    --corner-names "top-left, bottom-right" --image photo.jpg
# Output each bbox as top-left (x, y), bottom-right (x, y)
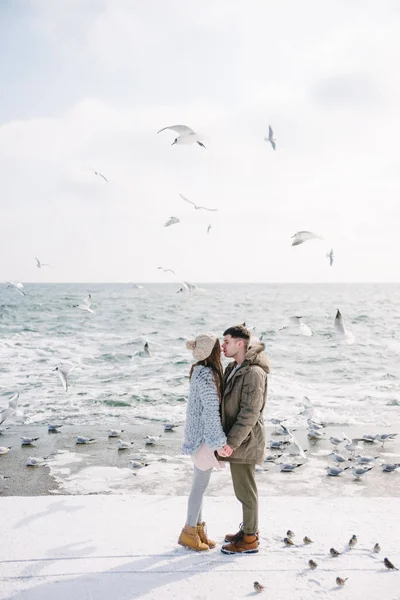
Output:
top-left (217, 444), bottom-right (233, 457)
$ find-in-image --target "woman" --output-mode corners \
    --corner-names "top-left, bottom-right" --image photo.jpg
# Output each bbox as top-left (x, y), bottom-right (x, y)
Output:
top-left (178, 332), bottom-right (233, 551)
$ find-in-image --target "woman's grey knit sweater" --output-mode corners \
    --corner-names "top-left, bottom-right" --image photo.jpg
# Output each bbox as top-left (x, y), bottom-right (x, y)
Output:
top-left (182, 365), bottom-right (227, 455)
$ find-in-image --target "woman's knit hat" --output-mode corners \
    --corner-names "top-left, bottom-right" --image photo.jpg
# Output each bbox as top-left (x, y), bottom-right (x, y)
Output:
top-left (186, 332), bottom-right (218, 361)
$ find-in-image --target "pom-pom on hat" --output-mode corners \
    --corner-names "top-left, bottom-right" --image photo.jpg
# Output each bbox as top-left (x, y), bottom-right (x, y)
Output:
top-left (185, 332), bottom-right (218, 361)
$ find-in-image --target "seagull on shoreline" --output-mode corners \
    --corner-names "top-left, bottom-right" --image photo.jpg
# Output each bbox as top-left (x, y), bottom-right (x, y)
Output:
top-left (21, 437), bottom-right (39, 446)
top-left (374, 433), bottom-right (397, 446)
top-left (117, 439), bottom-right (134, 450)
top-left (5, 281), bottom-right (26, 296)
top-left (279, 462), bottom-right (304, 472)
top-left (25, 456), bottom-right (44, 467)
top-left (108, 429), bottom-right (124, 438)
top-left (0, 446), bottom-right (11, 454)
top-left (326, 466), bottom-right (349, 476)
top-left (48, 424), bottom-right (62, 433)
top-left (76, 436), bottom-right (96, 444)
top-left (144, 435), bottom-right (161, 446)
top-left (157, 125), bottom-right (206, 148)
top-left (351, 466), bottom-right (374, 479)
top-left (179, 194), bottom-right (217, 212)
top-left (381, 463), bottom-right (400, 472)
top-left (264, 126), bottom-right (276, 151)
top-left (164, 216), bottom-right (180, 228)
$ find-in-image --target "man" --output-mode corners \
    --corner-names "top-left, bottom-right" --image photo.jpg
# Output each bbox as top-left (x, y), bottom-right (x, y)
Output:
top-left (218, 324), bottom-right (269, 554)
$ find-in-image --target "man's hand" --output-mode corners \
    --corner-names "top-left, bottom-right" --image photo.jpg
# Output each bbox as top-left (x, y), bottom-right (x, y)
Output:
top-left (217, 444), bottom-right (234, 457)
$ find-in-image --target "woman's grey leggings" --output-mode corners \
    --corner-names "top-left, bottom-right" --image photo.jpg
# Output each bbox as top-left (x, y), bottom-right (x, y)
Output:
top-left (186, 466), bottom-right (213, 527)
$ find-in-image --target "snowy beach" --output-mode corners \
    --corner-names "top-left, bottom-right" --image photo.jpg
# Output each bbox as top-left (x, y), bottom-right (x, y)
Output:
top-left (1, 495), bottom-right (399, 600)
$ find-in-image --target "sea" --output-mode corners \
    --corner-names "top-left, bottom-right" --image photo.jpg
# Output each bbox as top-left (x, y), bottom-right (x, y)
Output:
top-left (1, 282), bottom-right (399, 429)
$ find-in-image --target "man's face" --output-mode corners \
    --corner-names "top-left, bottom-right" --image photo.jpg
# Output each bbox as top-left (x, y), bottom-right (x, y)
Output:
top-left (222, 335), bottom-right (242, 358)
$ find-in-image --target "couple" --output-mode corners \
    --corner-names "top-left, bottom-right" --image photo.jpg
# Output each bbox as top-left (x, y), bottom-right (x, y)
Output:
top-left (178, 324), bottom-right (269, 554)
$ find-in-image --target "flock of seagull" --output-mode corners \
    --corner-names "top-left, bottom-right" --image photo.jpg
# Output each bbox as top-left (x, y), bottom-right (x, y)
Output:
top-left (2, 123), bottom-right (336, 298)
top-left (0, 414), bottom-right (177, 473)
top-left (260, 396), bottom-right (399, 480)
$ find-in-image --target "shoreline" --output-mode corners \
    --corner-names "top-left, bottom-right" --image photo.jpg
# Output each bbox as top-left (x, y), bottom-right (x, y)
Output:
top-left (1, 423), bottom-right (399, 498)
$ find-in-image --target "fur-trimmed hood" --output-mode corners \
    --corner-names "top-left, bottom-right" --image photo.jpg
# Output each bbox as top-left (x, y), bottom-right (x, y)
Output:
top-left (244, 342), bottom-right (270, 374)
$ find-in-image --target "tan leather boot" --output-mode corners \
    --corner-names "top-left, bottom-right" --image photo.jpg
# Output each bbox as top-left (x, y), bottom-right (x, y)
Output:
top-left (178, 525), bottom-right (209, 551)
top-left (221, 533), bottom-right (259, 554)
top-left (197, 522), bottom-right (216, 549)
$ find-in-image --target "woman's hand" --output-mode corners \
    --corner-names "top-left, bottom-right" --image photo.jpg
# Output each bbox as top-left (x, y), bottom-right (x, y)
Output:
top-left (217, 444), bottom-right (233, 457)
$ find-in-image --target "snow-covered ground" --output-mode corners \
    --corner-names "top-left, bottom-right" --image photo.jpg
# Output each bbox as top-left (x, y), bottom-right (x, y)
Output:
top-left (1, 495), bottom-right (399, 600)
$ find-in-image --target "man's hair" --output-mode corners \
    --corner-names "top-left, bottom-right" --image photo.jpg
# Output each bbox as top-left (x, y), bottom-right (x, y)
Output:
top-left (223, 324), bottom-right (251, 341)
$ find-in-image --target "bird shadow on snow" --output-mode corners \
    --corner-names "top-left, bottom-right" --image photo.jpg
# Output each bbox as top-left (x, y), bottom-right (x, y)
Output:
top-left (12, 500), bottom-right (85, 530)
top-left (4, 548), bottom-right (237, 600)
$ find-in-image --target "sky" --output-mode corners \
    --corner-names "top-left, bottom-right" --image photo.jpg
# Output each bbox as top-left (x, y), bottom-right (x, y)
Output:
top-left (0, 0), bottom-right (399, 283)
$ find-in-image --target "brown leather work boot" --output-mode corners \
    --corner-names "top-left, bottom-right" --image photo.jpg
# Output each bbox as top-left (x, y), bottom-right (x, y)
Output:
top-left (197, 522), bottom-right (216, 549)
top-left (224, 524), bottom-right (244, 544)
top-left (221, 533), bottom-right (259, 554)
top-left (178, 525), bottom-right (209, 551)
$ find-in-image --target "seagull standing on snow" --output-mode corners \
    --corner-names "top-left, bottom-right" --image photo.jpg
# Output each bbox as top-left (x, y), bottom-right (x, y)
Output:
top-left (291, 231), bottom-right (323, 246)
top-left (179, 194), bottom-right (217, 212)
top-left (164, 216), bottom-right (180, 228)
top-left (264, 126), bottom-right (276, 150)
top-left (157, 125), bottom-right (206, 148)
top-left (326, 466), bottom-right (349, 476)
top-left (351, 466), bottom-right (374, 479)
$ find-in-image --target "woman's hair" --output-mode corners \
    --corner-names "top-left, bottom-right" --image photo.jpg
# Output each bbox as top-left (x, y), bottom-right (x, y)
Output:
top-left (189, 339), bottom-right (223, 400)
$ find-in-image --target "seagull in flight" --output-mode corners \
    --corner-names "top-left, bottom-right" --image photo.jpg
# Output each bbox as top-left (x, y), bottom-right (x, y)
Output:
top-left (5, 281), bottom-right (26, 296)
top-left (93, 170), bottom-right (108, 182)
top-left (291, 231), bottom-right (323, 246)
top-left (35, 257), bottom-right (52, 269)
top-left (327, 249), bottom-right (334, 267)
top-left (157, 267), bottom-right (176, 275)
top-left (157, 125), bottom-right (206, 148)
top-left (264, 126), bottom-right (276, 151)
top-left (73, 294), bottom-right (94, 313)
top-left (179, 194), bottom-right (217, 212)
top-left (164, 216), bottom-right (180, 228)
top-left (54, 365), bottom-right (73, 392)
